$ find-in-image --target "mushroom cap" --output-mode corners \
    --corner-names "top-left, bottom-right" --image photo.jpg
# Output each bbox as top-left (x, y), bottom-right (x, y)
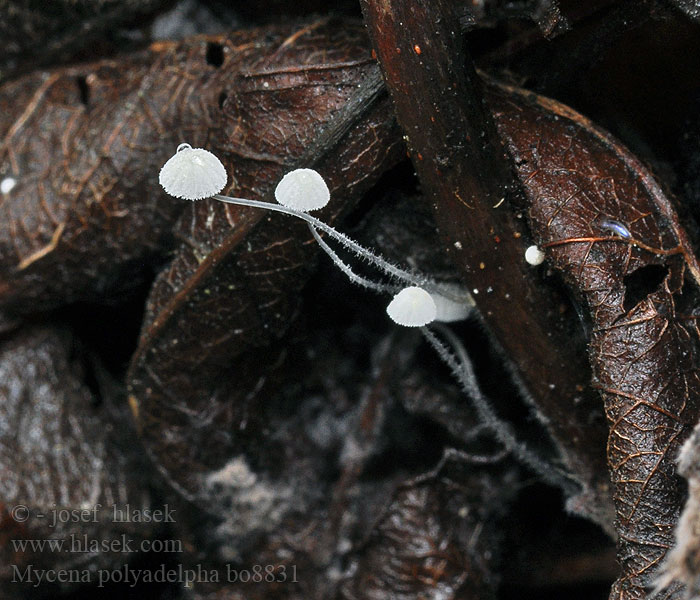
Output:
top-left (386, 286), bottom-right (437, 327)
top-left (524, 245), bottom-right (545, 266)
top-left (0, 177), bottom-right (16, 194)
top-left (430, 284), bottom-right (473, 322)
top-left (274, 168), bottom-right (330, 212)
top-left (159, 143), bottom-right (227, 200)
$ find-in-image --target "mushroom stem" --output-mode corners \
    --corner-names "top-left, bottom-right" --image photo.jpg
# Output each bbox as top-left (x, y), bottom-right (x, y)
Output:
top-left (421, 324), bottom-right (577, 494)
top-left (308, 224), bottom-right (396, 293)
top-left (213, 193), bottom-right (434, 291)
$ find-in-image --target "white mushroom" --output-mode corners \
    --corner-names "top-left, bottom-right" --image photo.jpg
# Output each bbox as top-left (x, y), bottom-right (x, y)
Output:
top-left (159, 143), bottom-right (227, 200)
top-left (386, 286), bottom-right (437, 327)
top-left (524, 245), bottom-right (545, 266)
top-left (430, 284), bottom-right (474, 322)
top-left (274, 168), bottom-right (330, 212)
top-left (1, 177), bottom-right (16, 194)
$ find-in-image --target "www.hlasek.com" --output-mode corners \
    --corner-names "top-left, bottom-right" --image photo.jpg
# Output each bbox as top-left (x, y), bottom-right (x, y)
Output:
top-left (11, 534), bottom-right (182, 554)
top-left (12, 563), bottom-right (299, 588)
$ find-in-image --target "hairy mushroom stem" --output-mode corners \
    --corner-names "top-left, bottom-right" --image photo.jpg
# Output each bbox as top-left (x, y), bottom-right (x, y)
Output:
top-left (421, 323), bottom-right (578, 494)
top-left (213, 193), bottom-right (441, 293)
top-left (307, 223), bottom-right (396, 293)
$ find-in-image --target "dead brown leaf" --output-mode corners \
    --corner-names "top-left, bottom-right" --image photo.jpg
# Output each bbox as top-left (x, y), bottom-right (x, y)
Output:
top-left (488, 79), bottom-right (700, 599)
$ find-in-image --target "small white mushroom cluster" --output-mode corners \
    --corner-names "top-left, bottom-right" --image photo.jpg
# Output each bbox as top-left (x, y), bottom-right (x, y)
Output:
top-left (158, 143), bottom-right (472, 328)
top-left (158, 145), bottom-right (565, 485)
top-left (159, 144), bottom-right (330, 211)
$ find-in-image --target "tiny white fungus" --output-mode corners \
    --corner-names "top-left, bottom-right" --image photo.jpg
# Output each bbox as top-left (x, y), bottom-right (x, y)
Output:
top-left (525, 245), bottom-right (545, 266)
top-left (274, 168), bottom-right (330, 212)
top-left (430, 284), bottom-right (474, 322)
top-left (1, 177), bottom-right (16, 194)
top-left (159, 143), bottom-right (227, 200)
top-left (386, 286), bottom-right (437, 327)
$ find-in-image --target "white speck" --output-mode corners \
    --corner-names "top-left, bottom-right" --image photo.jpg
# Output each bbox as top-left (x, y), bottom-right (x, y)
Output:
top-left (275, 168), bottom-right (330, 212)
top-left (159, 143), bottom-right (227, 200)
top-left (486, 286), bottom-right (493, 293)
top-left (386, 286), bottom-right (437, 327)
top-left (1, 177), bottom-right (16, 194)
top-left (525, 245), bottom-right (545, 266)
top-left (472, 288), bottom-right (479, 295)
top-left (548, 383), bottom-right (556, 390)
top-left (263, 81), bottom-right (270, 88)
top-left (454, 241), bottom-right (463, 249)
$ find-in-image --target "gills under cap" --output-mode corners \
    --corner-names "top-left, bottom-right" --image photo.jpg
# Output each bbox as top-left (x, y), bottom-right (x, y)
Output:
top-left (386, 286), bottom-right (437, 327)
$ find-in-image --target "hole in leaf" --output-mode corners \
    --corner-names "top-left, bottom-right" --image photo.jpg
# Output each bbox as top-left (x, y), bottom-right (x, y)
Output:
top-left (206, 42), bottom-right (225, 67)
top-left (75, 75), bottom-right (89, 105)
top-left (622, 264), bottom-right (668, 313)
top-left (218, 91), bottom-right (227, 109)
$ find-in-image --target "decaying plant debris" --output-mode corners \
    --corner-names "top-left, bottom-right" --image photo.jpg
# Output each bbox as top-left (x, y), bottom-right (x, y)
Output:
top-left (2, 1), bottom-right (700, 599)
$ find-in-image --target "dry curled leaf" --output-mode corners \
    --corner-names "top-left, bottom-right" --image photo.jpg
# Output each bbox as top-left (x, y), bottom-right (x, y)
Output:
top-left (0, 18), bottom-right (385, 315)
top-left (488, 79), bottom-right (700, 599)
top-left (0, 49), bottom-right (182, 313)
